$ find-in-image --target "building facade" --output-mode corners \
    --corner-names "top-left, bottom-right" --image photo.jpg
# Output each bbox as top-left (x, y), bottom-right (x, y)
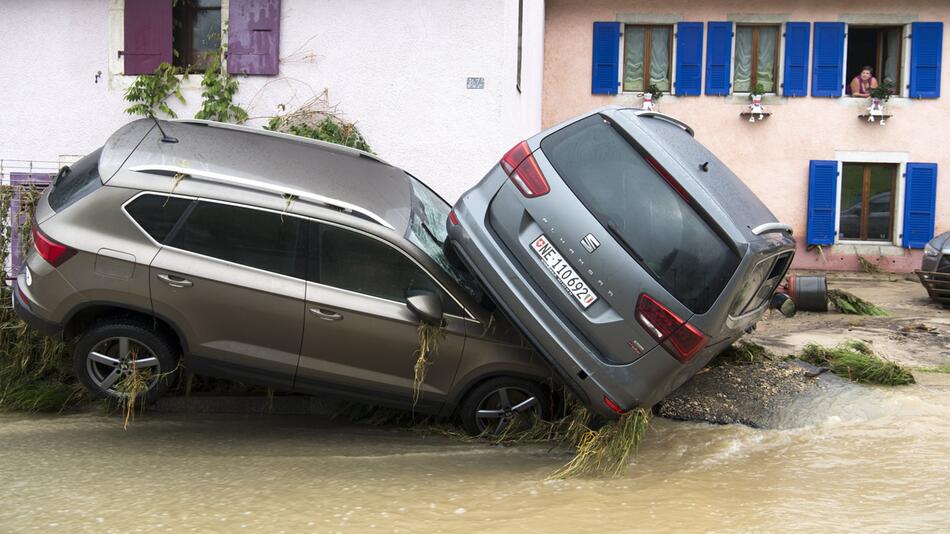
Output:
top-left (543, 0), bottom-right (946, 272)
top-left (0, 0), bottom-right (544, 203)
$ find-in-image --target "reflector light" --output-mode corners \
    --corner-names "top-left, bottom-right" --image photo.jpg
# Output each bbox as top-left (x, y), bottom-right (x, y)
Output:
top-left (636, 293), bottom-right (707, 363)
top-left (32, 224), bottom-right (76, 267)
top-left (448, 210), bottom-right (459, 226)
top-left (603, 395), bottom-right (626, 414)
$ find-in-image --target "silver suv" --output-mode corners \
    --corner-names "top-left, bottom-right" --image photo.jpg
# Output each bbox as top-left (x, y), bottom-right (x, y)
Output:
top-left (14, 119), bottom-right (555, 434)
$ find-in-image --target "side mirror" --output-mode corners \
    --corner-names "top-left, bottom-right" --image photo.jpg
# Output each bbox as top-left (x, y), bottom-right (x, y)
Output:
top-left (771, 292), bottom-right (797, 318)
top-left (406, 289), bottom-right (444, 326)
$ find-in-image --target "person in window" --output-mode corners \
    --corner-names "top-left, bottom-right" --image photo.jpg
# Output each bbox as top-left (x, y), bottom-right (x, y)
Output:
top-left (849, 66), bottom-right (879, 97)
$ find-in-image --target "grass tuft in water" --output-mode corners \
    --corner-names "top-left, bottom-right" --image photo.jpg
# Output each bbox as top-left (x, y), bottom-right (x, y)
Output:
top-left (916, 364), bottom-right (950, 374)
top-left (827, 289), bottom-right (888, 316)
top-left (713, 340), bottom-right (774, 366)
top-left (797, 340), bottom-right (914, 385)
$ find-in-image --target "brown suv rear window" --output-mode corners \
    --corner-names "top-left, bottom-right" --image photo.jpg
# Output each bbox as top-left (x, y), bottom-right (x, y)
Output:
top-left (540, 115), bottom-right (739, 313)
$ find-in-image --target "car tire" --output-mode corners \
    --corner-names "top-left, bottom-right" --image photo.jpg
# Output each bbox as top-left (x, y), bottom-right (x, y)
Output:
top-left (458, 377), bottom-right (552, 436)
top-left (72, 318), bottom-right (179, 405)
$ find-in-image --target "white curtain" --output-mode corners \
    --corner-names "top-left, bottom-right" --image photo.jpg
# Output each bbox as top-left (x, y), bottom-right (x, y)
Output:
top-left (649, 27), bottom-right (671, 91)
top-left (733, 27), bottom-right (753, 92)
top-left (756, 26), bottom-right (777, 92)
top-left (623, 27), bottom-right (644, 92)
top-left (883, 28), bottom-right (901, 88)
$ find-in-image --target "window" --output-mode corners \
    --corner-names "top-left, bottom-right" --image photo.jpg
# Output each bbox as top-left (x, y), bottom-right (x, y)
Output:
top-left (846, 26), bottom-right (902, 95)
top-left (540, 114), bottom-right (740, 313)
top-left (48, 148), bottom-right (103, 212)
top-left (125, 194), bottom-right (192, 243)
top-left (172, 0), bottom-right (222, 72)
top-left (839, 163), bottom-right (897, 241)
top-left (733, 25), bottom-right (779, 93)
top-left (622, 25), bottom-right (672, 93)
top-left (168, 201), bottom-right (305, 278)
top-left (314, 223), bottom-right (464, 316)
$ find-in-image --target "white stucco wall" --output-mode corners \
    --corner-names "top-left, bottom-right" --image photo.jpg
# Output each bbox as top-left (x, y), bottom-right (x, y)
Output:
top-left (0, 0), bottom-right (544, 202)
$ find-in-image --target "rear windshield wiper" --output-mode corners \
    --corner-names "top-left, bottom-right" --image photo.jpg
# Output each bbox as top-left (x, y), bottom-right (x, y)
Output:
top-left (54, 165), bottom-right (70, 187)
top-left (605, 221), bottom-right (643, 264)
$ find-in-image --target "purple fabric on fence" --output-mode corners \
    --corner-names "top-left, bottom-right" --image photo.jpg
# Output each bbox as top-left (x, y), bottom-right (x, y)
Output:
top-left (123, 0), bottom-right (173, 75)
top-left (227, 0), bottom-right (281, 76)
top-left (9, 173), bottom-right (53, 278)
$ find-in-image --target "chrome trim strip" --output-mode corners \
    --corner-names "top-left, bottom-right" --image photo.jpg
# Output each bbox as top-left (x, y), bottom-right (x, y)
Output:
top-left (128, 164), bottom-right (396, 231)
top-left (751, 222), bottom-right (794, 236)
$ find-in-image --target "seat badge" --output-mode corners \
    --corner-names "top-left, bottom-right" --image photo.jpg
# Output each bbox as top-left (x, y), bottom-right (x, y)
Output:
top-left (580, 233), bottom-right (600, 254)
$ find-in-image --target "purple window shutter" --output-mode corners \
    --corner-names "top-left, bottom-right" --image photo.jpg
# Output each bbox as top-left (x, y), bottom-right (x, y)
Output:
top-left (9, 173), bottom-right (54, 278)
top-left (227, 0), bottom-right (281, 75)
top-left (123, 0), bottom-right (173, 75)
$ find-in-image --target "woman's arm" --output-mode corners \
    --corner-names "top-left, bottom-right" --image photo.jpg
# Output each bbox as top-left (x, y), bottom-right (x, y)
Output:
top-left (850, 78), bottom-right (867, 97)
top-left (870, 77), bottom-right (879, 89)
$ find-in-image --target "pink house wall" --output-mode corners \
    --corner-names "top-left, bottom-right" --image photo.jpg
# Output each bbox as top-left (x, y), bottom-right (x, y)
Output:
top-left (543, 0), bottom-right (949, 272)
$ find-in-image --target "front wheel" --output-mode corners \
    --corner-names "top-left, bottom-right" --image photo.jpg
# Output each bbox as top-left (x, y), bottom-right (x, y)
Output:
top-left (72, 319), bottom-right (179, 405)
top-left (458, 377), bottom-right (552, 436)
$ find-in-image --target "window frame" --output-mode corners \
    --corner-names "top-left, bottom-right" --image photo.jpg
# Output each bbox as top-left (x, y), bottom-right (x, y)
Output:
top-left (843, 24), bottom-right (905, 96)
top-left (838, 162), bottom-right (898, 242)
top-left (119, 192), bottom-right (476, 321)
top-left (620, 24), bottom-right (674, 94)
top-left (732, 24), bottom-right (781, 94)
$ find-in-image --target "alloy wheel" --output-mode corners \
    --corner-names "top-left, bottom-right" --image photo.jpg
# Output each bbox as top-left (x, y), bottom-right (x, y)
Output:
top-left (85, 337), bottom-right (162, 397)
top-left (474, 385), bottom-right (540, 435)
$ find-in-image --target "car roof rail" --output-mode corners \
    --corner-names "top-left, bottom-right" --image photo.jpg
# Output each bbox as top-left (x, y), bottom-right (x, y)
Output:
top-left (128, 164), bottom-right (396, 230)
top-left (751, 222), bottom-right (793, 236)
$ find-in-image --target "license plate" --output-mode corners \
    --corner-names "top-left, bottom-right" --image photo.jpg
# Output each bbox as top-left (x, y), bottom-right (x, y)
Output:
top-left (530, 234), bottom-right (598, 309)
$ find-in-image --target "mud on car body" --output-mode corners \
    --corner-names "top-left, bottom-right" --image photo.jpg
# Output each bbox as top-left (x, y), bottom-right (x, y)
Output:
top-left (14, 118), bottom-right (558, 435)
top-left (445, 106), bottom-right (796, 419)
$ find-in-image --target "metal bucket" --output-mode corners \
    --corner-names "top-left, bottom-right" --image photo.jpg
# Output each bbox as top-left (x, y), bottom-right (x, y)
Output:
top-left (787, 275), bottom-right (828, 312)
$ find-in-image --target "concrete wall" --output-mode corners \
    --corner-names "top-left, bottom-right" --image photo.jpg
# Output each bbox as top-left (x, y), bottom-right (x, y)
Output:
top-left (543, 0), bottom-right (949, 272)
top-left (0, 0), bottom-right (544, 202)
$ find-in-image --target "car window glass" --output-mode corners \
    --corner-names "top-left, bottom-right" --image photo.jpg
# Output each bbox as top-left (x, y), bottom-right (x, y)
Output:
top-left (314, 223), bottom-right (464, 316)
top-left (48, 148), bottom-right (103, 212)
top-left (125, 194), bottom-right (192, 243)
top-left (169, 201), bottom-right (305, 278)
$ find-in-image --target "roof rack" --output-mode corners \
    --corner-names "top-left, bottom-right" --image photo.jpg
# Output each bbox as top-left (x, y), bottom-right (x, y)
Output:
top-left (631, 111), bottom-right (695, 137)
top-left (129, 164), bottom-right (396, 230)
top-left (168, 119), bottom-right (391, 166)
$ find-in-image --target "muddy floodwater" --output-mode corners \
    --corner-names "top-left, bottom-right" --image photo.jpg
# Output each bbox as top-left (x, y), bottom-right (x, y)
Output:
top-left (2, 375), bottom-right (949, 533)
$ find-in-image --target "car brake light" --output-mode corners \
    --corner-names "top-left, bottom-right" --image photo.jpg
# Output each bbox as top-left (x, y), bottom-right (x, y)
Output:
top-left (448, 210), bottom-right (459, 226)
top-left (603, 395), bottom-right (626, 415)
top-left (32, 223), bottom-right (76, 267)
top-left (500, 141), bottom-right (550, 198)
top-left (636, 293), bottom-right (707, 362)
top-left (644, 155), bottom-right (691, 203)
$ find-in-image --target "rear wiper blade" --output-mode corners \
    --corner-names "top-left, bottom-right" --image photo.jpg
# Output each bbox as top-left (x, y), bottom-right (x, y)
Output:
top-left (54, 165), bottom-right (70, 186)
top-left (605, 221), bottom-right (643, 264)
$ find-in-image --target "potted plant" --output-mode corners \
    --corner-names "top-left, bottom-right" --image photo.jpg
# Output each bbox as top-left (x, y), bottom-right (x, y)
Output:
top-left (747, 83), bottom-right (767, 121)
top-left (641, 83), bottom-right (662, 111)
top-left (867, 80), bottom-right (895, 125)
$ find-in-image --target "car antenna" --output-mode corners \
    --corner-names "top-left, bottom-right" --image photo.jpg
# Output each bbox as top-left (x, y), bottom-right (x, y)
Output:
top-left (150, 115), bottom-right (178, 143)
top-left (699, 161), bottom-right (709, 172)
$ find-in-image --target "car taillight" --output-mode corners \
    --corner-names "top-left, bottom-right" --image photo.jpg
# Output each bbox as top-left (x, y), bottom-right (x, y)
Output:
top-left (500, 141), bottom-right (550, 198)
top-left (603, 395), bottom-right (626, 415)
top-left (32, 223), bottom-right (76, 267)
top-left (636, 293), bottom-right (707, 362)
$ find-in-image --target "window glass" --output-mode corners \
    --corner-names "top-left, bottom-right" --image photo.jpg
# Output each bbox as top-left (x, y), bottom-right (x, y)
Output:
top-left (315, 223), bottom-right (464, 316)
top-left (540, 115), bottom-right (740, 313)
top-left (48, 148), bottom-right (103, 212)
top-left (734, 26), bottom-right (778, 93)
top-left (125, 194), bottom-right (192, 243)
top-left (173, 0), bottom-right (222, 72)
top-left (623, 25), bottom-right (671, 93)
top-left (169, 201), bottom-right (305, 278)
top-left (839, 165), bottom-right (864, 240)
top-left (839, 163), bottom-right (896, 241)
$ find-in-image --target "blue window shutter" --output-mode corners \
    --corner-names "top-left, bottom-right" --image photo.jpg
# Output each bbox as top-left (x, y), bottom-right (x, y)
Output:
top-left (902, 163), bottom-right (938, 248)
top-left (705, 22), bottom-right (732, 95)
top-left (675, 22), bottom-right (703, 96)
top-left (811, 22), bottom-right (845, 97)
top-left (591, 22), bottom-right (621, 95)
top-left (909, 22), bottom-right (943, 98)
top-left (782, 22), bottom-right (810, 97)
top-left (807, 160), bottom-right (839, 245)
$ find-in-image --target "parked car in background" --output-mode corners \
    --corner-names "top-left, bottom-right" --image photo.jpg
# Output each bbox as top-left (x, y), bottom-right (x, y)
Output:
top-left (919, 231), bottom-right (950, 308)
top-left (14, 119), bottom-right (559, 435)
top-left (445, 106), bottom-right (796, 420)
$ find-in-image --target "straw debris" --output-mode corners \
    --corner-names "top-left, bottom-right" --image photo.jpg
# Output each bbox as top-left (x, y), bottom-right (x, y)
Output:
top-left (797, 340), bottom-right (914, 385)
top-left (411, 323), bottom-right (446, 409)
top-left (827, 289), bottom-right (888, 316)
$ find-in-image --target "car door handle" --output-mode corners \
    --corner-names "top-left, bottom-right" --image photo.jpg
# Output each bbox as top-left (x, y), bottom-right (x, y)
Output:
top-left (309, 307), bottom-right (343, 321)
top-left (156, 273), bottom-right (193, 288)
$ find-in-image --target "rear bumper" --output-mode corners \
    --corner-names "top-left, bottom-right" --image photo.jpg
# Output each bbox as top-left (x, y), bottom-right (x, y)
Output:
top-left (448, 184), bottom-right (717, 419)
top-left (12, 278), bottom-right (63, 339)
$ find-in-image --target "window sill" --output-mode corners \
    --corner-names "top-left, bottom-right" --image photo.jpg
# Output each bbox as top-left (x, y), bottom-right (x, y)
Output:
top-left (833, 242), bottom-right (907, 256)
top-left (725, 94), bottom-right (786, 105)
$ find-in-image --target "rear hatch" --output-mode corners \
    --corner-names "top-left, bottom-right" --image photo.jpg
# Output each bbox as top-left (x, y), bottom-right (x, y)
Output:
top-left (486, 111), bottom-right (748, 365)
